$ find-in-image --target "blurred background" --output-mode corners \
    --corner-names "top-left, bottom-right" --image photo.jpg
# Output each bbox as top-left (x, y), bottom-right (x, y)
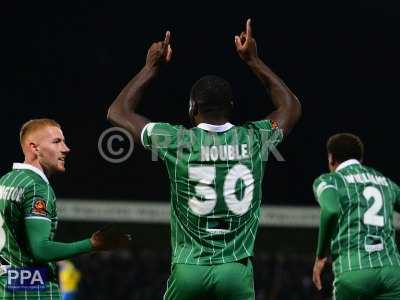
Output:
top-left (2, 0), bottom-right (400, 299)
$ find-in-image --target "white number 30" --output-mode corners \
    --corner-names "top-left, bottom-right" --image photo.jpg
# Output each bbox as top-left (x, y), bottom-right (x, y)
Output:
top-left (188, 164), bottom-right (255, 216)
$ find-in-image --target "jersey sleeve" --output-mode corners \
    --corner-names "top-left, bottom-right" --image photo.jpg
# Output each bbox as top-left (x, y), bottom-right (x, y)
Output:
top-left (313, 174), bottom-right (339, 205)
top-left (313, 174), bottom-right (341, 258)
top-left (140, 122), bottom-right (182, 159)
top-left (22, 181), bottom-right (55, 222)
top-left (245, 119), bottom-right (284, 148)
top-left (388, 179), bottom-right (400, 213)
top-left (25, 218), bottom-right (92, 263)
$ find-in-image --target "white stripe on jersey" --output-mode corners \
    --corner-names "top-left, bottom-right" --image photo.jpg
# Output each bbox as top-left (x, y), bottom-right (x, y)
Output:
top-left (370, 168), bottom-right (392, 266)
top-left (25, 216), bottom-right (51, 222)
top-left (184, 152), bottom-right (194, 264)
top-left (336, 172), bottom-right (353, 271)
top-left (387, 180), bottom-right (400, 265)
top-left (210, 135), bottom-right (217, 263)
top-left (224, 133), bottom-right (237, 261)
top-left (196, 130), bottom-right (205, 265)
top-left (333, 176), bottom-right (343, 274)
top-left (353, 172), bottom-right (363, 269)
top-left (1, 173), bottom-right (13, 267)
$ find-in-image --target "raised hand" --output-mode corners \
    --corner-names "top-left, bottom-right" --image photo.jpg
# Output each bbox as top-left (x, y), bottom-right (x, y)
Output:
top-left (235, 19), bottom-right (258, 63)
top-left (90, 225), bottom-right (132, 251)
top-left (146, 31), bottom-right (173, 68)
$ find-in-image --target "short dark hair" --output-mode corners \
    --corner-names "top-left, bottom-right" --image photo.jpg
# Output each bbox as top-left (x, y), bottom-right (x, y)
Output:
top-left (190, 75), bottom-right (233, 116)
top-left (327, 133), bottom-right (364, 163)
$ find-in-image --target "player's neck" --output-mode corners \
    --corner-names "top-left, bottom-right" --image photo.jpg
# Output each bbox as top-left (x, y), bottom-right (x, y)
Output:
top-left (195, 115), bottom-right (230, 126)
top-left (23, 159), bottom-right (52, 179)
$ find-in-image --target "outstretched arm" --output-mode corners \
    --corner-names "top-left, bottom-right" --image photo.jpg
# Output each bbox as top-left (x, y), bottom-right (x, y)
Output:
top-left (235, 19), bottom-right (301, 136)
top-left (25, 219), bottom-right (92, 262)
top-left (107, 31), bottom-right (173, 143)
top-left (25, 220), bottom-right (131, 263)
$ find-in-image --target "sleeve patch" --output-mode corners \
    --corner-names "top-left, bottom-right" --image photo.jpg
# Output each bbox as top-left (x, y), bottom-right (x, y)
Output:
top-left (32, 199), bottom-right (47, 216)
top-left (316, 182), bottom-right (337, 199)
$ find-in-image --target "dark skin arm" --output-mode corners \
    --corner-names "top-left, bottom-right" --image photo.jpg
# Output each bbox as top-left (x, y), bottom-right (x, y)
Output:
top-left (107, 31), bottom-right (173, 143)
top-left (235, 19), bottom-right (302, 136)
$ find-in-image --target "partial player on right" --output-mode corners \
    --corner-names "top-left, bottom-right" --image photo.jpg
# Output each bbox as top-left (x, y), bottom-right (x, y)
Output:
top-left (312, 133), bottom-right (400, 300)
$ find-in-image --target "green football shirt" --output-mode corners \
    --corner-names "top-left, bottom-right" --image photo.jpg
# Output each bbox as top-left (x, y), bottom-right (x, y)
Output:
top-left (313, 159), bottom-right (400, 275)
top-left (0, 163), bottom-right (59, 295)
top-left (142, 120), bottom-right (283, 265)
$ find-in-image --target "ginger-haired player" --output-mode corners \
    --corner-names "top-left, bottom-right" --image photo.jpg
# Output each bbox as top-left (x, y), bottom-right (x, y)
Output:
top-left (0, 118), bottom-right (131, 299)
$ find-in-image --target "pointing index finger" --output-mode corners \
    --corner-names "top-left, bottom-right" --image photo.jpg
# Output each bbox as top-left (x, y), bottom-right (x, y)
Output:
top-left (246, 19), bottom-right (252, 38)
top-left (164, 31), bottom-right (171, 47)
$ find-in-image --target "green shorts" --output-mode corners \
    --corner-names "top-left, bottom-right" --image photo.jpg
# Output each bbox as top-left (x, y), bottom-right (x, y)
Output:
top-left (333, 267), bottom-right (400, 300)
top-left (0, 276), bottom-right (60, 300)
top-left (164, 258), bottom-right (255, 300)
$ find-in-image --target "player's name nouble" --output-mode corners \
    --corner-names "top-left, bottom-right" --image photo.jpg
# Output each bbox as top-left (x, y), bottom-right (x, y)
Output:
top-left (0, 186), bottom-right (23, 202)
top-left (344, 173), bottom-right (388, 186)
top-left (200, 144), bottom-right (249, 162)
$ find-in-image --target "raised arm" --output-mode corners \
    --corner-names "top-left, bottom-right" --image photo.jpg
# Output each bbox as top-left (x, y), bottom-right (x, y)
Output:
top-left (107, 31), bottom-right (173, 143)
top-left (235, 19), bottom-right (301, 136)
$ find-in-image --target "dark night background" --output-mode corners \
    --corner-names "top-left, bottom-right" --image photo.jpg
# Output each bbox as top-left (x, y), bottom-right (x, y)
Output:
top-left (2, 1), bottom-right (400, 205)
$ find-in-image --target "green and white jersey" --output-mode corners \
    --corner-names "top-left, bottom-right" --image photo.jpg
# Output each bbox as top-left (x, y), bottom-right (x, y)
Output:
top-left (313, 159), bottom-right (400, 275)
top-left (0, 163), bottom-right (58, 278)
top-left (142, 120), bottom-right (283, 265)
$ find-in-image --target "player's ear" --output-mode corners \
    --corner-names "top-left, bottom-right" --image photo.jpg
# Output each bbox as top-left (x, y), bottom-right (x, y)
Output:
top-left (188, 99), bottom-right (198, 125)
top-left (188, 99), bottom-right (194, 114)
top-left (190, 100), bottom-right (198, 116)
top-left (193, 102), bottom-right (199, 115)
top-left (229, 100), bottom-right (234, 113)
top-left (328, 153), bottom-right (336, 171)
top-left (30, 142), bottom-right (40, 155)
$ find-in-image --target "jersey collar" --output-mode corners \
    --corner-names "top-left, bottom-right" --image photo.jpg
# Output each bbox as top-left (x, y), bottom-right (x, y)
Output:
top-left (335, 159), bottom-right (360, 172)
top-left (12, 163), bottom-right (49, 184)
top-left (197, 122), bottom-right (234, 132)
